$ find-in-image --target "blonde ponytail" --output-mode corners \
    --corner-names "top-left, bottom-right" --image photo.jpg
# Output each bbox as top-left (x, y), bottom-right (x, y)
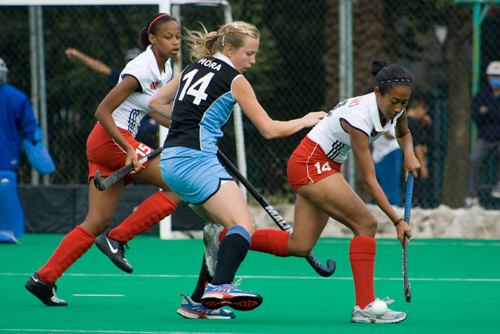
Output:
top-left (187, 21), bottom-right (260, 60)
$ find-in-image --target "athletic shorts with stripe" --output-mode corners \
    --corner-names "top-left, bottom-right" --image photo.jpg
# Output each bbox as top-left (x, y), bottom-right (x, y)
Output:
top-left (287, 135), bottom-right (343, 191)
top-left (86, 122), bottom-right (154, 185)
top-left (160, 146), bottom-right (233, 205)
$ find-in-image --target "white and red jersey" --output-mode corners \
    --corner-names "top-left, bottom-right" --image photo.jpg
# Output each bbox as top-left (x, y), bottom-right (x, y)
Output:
top-left (111, 45), bottom-right (172, 137)
top-left (307, 92), bottom-right (404, 163)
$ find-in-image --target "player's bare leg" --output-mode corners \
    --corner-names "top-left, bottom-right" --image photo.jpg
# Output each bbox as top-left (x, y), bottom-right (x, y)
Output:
top-left (26, 178), bottom-right (124, 306)
top-left (293, 173), bottom-right (406, 323)
top-left (95, 156), bottom-right (181, 273)
top-left (193, 181), bottom-right (262, 311)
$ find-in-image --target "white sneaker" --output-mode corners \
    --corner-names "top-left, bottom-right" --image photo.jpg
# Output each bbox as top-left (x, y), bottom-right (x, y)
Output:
top-left (351, 297), bottom-right (407, 324)
top-left (203, 223), bottom-right (224, 277)
top-left (464, 197), bottom-right (479, 209)
top-left (491, 183), bottom-right (500, 199)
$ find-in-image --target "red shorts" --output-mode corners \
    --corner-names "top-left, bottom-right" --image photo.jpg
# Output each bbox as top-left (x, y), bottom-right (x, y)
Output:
top-left (86, 122), bottom-right (154, 185)
top-left (287, 135), bottom-right (342, 191)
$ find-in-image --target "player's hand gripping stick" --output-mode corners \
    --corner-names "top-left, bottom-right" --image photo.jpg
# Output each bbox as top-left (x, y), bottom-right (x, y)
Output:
top-left (94, 147), bottom-right (163, 191)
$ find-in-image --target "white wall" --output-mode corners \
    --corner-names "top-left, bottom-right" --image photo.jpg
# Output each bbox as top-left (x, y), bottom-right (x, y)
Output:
top-left (249, 204), bottom-right (500, 240)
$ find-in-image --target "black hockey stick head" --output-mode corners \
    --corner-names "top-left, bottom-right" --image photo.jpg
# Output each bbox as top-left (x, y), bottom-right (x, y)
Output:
top-left (93, 165), bottom-right (133, 191)
top-left (323, 258), bottom-right (337, 276)
top-left (94, 170), bottom-right (104, 190)
top-left (306, 253), bottom-right (336, 277)
top-left (404, 282), bottom-right (411, 302)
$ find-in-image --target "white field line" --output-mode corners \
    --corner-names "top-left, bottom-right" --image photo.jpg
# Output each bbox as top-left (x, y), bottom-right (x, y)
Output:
top-left (320, 239), bottom-right (500, 247)
top-left (2, 272), bottom-right (500, 282)
top-left (72, 294), bottom-right (125, 297)
top-left (0, 330), bottom-right (249, 334)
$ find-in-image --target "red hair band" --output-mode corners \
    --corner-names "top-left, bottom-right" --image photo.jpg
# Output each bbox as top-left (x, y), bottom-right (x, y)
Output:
top-left (148, 13), bottom-right (170, 34)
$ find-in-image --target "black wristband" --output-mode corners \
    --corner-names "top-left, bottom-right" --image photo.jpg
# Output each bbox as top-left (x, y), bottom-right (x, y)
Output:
top-left (393, 218), bottom-right (403, 226)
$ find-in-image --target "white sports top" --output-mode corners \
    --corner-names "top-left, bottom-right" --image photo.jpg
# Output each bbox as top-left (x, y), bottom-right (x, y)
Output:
top-left (307, 92), bottom-right (404, 163)
top-left (371, 127), bottom-right (400, 164)
top-left (111, 45), bottom-right (172, 137)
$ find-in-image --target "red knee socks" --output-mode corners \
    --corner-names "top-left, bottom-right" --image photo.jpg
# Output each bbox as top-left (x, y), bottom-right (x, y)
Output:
top-left (219, 228), bottom-right (289, 257)
top-left (108, 192), bottom-right (177, 242)
top-left (37, 225), bottom-right (95, 284)
top-left (349, 236), bottom-right (376, 309)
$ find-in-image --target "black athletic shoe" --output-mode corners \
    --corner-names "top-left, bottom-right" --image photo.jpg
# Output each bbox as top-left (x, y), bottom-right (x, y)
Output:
top-left (95, 233), bottom-right (133, 273)
top-left (25, 273), bottom-right (68, 306)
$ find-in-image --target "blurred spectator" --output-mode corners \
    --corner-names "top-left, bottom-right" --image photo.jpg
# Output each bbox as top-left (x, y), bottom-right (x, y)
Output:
top-left (464, 61), bottom-right (500, 209)
top-left (405, 93), bottom-right (431, 208)
top-left (65, 47), bottom-right (158, 148)
top-left (65, 47), bottom-right (142, 84)
top-left (0, 57), bottom-right (46, 243)
top-left (372, 127), bottom-right (402, 206)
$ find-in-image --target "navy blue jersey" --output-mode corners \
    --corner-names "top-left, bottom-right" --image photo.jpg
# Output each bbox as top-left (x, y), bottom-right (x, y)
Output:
top-left (472, 85), bottom-right (500, 142)
top-left (164, 54), bottom-right (242, 154)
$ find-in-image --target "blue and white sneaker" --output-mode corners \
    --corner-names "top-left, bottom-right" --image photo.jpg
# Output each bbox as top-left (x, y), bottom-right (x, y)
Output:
top-left (177, 294), bottom-right (235, 319)
top-left (0, 229), bottom-right (19, 243)
top-left (201, 279), bottom-right (263, 311)
top-left (351, 297), bottom-right (407, 324)
top-left (203, 223), bottom-right (224, 277)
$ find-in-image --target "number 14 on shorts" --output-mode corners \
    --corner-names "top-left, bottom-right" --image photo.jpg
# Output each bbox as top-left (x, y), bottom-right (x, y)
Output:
top-left (315, 161), bottom-right (332, 174)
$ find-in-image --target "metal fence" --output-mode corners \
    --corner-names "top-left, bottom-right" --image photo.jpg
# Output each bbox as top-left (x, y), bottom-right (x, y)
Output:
top-left (2, 0), bottom-right (500, 210)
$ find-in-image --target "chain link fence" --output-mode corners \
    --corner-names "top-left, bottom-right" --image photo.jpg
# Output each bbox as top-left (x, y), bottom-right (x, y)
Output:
top-left (1, 1), bottom-right (500, 210)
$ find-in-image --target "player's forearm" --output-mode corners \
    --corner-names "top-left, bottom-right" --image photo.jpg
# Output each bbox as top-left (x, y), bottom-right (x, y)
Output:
top-left (74, 52), bottom-right (111, 75)
top-left (98, 116), bottom-right (132, 152)
top-left (256, 112), bottom-right (325, 139)
top-left (364, 177), bottom-right (400, 221)
top-left (149, 101), bottom-right (173, 119)
top-left (149, 111), bottom-right (171, 128)
top-left (258, 119), bottom-right (306, 139)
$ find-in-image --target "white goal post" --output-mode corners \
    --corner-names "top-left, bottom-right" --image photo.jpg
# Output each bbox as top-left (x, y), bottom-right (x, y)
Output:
top-left (1, 0), bottom-right (247, 239)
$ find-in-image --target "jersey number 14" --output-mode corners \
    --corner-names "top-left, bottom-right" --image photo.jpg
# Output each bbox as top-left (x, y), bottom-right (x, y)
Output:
top-left (178, 69), bottom-right (215, 105)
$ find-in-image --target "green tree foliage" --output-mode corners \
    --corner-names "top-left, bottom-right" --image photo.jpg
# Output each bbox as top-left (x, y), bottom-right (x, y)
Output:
top-left (1, 1), bottom-right (488, 208)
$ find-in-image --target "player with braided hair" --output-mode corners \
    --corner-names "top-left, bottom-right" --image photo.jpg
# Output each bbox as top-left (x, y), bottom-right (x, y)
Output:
top-left (202, 60), bottom-right (419, 323)
top-left (25, 14), bottom-right (202, 313)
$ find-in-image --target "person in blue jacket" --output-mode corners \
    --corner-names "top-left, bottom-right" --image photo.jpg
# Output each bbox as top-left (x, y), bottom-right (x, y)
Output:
top-left (0, 57), bottom-right (44, 242)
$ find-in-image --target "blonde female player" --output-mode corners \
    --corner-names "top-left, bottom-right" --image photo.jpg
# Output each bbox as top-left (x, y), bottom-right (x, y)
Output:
top-left (24, 15), bottom-right (230, 320)
top-left (205, 60), bottom-right (419, 323)
top-left (148, 21), bottom-right (325, 315)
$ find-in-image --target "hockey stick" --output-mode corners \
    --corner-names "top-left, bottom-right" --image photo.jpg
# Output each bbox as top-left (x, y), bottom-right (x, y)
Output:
top-left (94, 147), bottom-right (163, 191)
top-left (402, 173), bottom-right (414, 302)
top-left (217, 149), bottom-right (336, 277)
